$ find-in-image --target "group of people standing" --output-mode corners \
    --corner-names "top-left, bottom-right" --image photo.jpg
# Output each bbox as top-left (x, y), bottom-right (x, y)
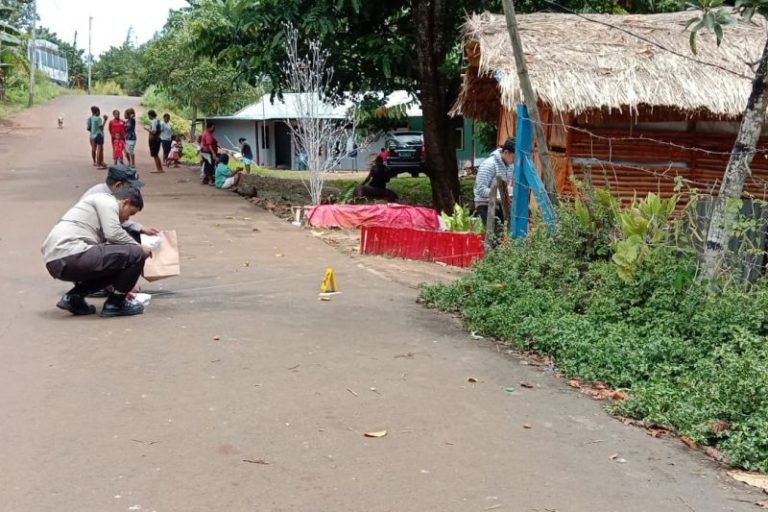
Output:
top-left (88, 106), bottom-right (138, 170)
top-left (87, 106), bottom-right (181, 173)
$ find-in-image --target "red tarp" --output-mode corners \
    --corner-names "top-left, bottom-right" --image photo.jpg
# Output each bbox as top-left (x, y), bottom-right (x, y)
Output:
top-left (307, 204), bottom-right (440, 230)
top-left (360, 226), bottom-right (485, 268)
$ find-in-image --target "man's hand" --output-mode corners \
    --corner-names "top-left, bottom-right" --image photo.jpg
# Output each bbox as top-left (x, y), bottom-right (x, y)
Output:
top-left (141, 245), bottom-right (153, 258)
top-left (141, 227), bottom-right (160, 235)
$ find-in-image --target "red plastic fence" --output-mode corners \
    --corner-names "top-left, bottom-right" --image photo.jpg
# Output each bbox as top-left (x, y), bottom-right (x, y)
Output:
top-left (360, 226), bottom-right (485, 268)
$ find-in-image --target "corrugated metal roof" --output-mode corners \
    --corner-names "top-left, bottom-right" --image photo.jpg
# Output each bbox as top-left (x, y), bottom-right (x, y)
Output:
top-left (206, 90), bottom-right (422, 121)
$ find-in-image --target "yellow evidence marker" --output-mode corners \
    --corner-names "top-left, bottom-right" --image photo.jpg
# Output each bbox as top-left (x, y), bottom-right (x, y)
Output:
top-left (319, 268), bottom-right (341, 296)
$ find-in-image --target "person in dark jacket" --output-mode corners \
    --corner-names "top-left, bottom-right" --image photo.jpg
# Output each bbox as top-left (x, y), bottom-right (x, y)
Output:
top-left (353, 156), bottom-right (398, 202)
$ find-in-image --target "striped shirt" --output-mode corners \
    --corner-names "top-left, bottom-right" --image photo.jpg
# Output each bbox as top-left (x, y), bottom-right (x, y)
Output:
top-left (473, 149), bottom-right (514, 206)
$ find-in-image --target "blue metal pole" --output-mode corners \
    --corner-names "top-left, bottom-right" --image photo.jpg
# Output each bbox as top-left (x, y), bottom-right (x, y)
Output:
top-left (512, 104), bottom-right (532, 238)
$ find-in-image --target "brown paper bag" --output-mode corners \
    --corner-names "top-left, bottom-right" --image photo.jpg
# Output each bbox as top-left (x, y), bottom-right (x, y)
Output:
top-left (142, 230), bottom-right (180, 282)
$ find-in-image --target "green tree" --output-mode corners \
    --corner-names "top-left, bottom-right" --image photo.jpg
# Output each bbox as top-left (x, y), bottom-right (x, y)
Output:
top-left (189, 0), bottom-right (504, 212)
top-left (686, 0), bottom-right (768, 282)
top-left (143, 8), bottom-right (262, 138)
top-left (0, 1), bottom-right (25, 101)
top-left (188, 0), bottom-right (671, 210)
top-left (92, 28), bottom-right (148, 95)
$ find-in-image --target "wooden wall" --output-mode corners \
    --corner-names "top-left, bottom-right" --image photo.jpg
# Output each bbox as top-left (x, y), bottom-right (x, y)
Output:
top-left (496, 105), bottom-right (768, 204)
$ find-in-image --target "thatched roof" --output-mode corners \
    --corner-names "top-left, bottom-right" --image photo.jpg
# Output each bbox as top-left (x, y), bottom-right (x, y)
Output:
top-left (457, 11), bottom-right (767, 120)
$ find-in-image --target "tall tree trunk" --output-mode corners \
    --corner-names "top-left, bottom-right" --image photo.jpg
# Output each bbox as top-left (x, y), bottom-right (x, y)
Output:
top-left (413, 0), bottom-right (460, 214)
top-left (190, 101), bottom-right (198, 141)
top-left (700, 35), bottom-right (768, 282)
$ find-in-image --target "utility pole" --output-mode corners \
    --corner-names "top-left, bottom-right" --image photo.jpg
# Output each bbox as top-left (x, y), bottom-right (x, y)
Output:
top-left (87, 16), bottom-right (92, 94)
top-left (27, 0), bottom-right (36, 107)
top-left (500, 0), bottom-right (558, 202)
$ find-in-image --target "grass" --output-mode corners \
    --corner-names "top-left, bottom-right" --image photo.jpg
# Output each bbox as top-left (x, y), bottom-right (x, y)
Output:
top-left (420, 197), bottom-right (768, 472)
top-left (0, 72), bottom-right (78, 120)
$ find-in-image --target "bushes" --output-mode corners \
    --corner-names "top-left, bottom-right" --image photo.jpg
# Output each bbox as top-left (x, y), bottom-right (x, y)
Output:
top-left (91, 80), bottom-right (126, 96)
top-left (420, 194), bottom-right (768, 471)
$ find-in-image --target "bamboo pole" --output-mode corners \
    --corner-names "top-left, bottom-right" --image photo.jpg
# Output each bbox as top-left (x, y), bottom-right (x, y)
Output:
top-left (500, 0), bottom-right (558, 203)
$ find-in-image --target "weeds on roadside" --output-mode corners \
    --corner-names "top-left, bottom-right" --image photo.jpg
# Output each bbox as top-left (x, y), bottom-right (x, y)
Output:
top-left (420, 184), bottom-right (768, 472)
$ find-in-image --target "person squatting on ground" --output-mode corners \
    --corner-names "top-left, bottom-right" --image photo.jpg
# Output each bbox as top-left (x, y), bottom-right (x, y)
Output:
top-left (80, 165), bottom-right (160, 241)
top-left (123, 108), bottom-right (138, 169)
top-left (108, 110), bottom-right (126, 166)
top-left (473, 137), bottom-right (516, 225)
top-left (145, 110), bottom-right (164, 173)
top-left (214, 153), bottom-right (242, 190)
top-left (200, 124), bottom-right (219, 185)
top-left (87, 106), bottom-right (107, 169)
top-left (353, 155), bottom-right (398, 202)
top-left (239, 137), bottom-right (253, 174)
top-left (41, 187), bottom-right (152, 318)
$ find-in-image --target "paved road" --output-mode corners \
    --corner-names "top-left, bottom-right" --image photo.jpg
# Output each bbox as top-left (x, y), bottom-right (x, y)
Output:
top-left (0, 95), bottom-right (760, 512)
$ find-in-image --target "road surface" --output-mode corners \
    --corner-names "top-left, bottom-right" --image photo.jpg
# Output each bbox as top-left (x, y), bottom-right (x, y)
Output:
top-left (0, 95), bottom-right (760, 511)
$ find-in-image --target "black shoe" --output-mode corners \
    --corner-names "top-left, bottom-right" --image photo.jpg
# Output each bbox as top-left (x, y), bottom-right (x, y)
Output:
top-left (56, 294), bottom-right (96, 316)
top-left (87, 289), bottom-right (109, 298)
top-left (100, 295), bottom-right (144, 318)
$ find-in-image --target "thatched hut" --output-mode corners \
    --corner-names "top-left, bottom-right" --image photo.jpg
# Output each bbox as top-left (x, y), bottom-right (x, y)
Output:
top-left (456, 11), bottom-right (768, 200)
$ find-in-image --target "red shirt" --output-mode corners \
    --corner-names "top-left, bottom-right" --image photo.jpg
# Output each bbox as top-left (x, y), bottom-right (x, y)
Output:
top-left (201, 130), bottom-right (219, 154)
top-left (108, 119), bottom-right (125, 140)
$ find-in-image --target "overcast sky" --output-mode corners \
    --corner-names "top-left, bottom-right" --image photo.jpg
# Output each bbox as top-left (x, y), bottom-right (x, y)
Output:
top-left (38, 0), bottom-right (189, 58)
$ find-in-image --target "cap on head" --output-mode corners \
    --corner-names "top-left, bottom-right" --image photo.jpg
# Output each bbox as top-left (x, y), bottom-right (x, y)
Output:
top-left (501, 138), bottom-right (515, 153)
top-left (107, 165), bottom-right (144, 188)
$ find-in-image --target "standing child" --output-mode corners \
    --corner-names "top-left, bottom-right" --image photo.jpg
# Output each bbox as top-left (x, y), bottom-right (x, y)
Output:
top-left (108, 110), bottom-right (126, 166)
top-left (214, 153), bottom-right (241, 189)
top-left (238, 137), bottom-right (253, 174)
top-left (112, 132), bottom-right (126, 165)
top-left (160, 113), bottom-right (173, 166)
top-left (123, 108), bottom-right (137, 169)
top-left (167, 135), bottom-right (182, 168)
top-left (145, 110), bottom-right (163, 173)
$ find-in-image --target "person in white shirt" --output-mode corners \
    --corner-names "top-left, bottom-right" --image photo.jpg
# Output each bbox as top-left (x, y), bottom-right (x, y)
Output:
top-left (41, 187), bottom-right (152, 317)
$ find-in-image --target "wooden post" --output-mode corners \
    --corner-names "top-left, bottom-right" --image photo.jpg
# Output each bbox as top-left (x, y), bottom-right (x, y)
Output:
top-left (485, 181), bottom-right (498, 249)
top-left (496, 175), bottom-right (511, 231)
top-left (501, 0), bottom-right (557, 203)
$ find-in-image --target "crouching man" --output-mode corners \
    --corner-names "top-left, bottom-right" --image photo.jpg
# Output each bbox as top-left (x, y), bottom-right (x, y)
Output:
top-left (41, 187), bottom-right (152, 317)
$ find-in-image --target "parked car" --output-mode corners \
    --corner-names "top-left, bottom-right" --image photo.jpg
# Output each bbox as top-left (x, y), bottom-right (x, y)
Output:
top-left (384, 131), bottom-right (424, 177)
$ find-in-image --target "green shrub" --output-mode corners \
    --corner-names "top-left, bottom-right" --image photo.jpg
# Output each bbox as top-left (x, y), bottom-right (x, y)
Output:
top-left (91, 80), bottom-right (126, 96)
top-left (420, 194), bottom-right (768, 472)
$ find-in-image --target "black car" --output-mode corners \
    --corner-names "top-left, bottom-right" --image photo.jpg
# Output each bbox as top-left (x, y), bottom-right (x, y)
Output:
top-left (384, 131), bottom-right (424, 177)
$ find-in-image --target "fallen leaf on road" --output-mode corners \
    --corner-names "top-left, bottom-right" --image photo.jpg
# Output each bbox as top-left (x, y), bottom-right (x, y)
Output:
top-left (680, 436), bottom-right (698, 450)
top-left (610, 390), bottom-right (629, 401)
top-left (710, 420), bottom-right (731, 434)
top-left (568, 379), bottom-right (581, 389)
top-left (242, 459), bottom-right (270, 465)
top-left (646, 426), bottom-right (669, 438)
top-left (504, 387), bottom-right (515, 393)
top-left (467, 377), bottom-right (478, 383)
top-left (364, 430), bottom-right (387, 438)
top-left (520, 381), bottom-right (534, 388)
top-left (727, 470), bottom-right (768, 491)
top-left (523, 423), bottom-right (533, 429)
top-left (470, 331), bottom-right (484, 340)
top-left (704, 446), bottom-right (729, 463)
top-left (609, 453), bottom-right (627, 463)
top-left (212, 336), bottom-right (221, 341)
